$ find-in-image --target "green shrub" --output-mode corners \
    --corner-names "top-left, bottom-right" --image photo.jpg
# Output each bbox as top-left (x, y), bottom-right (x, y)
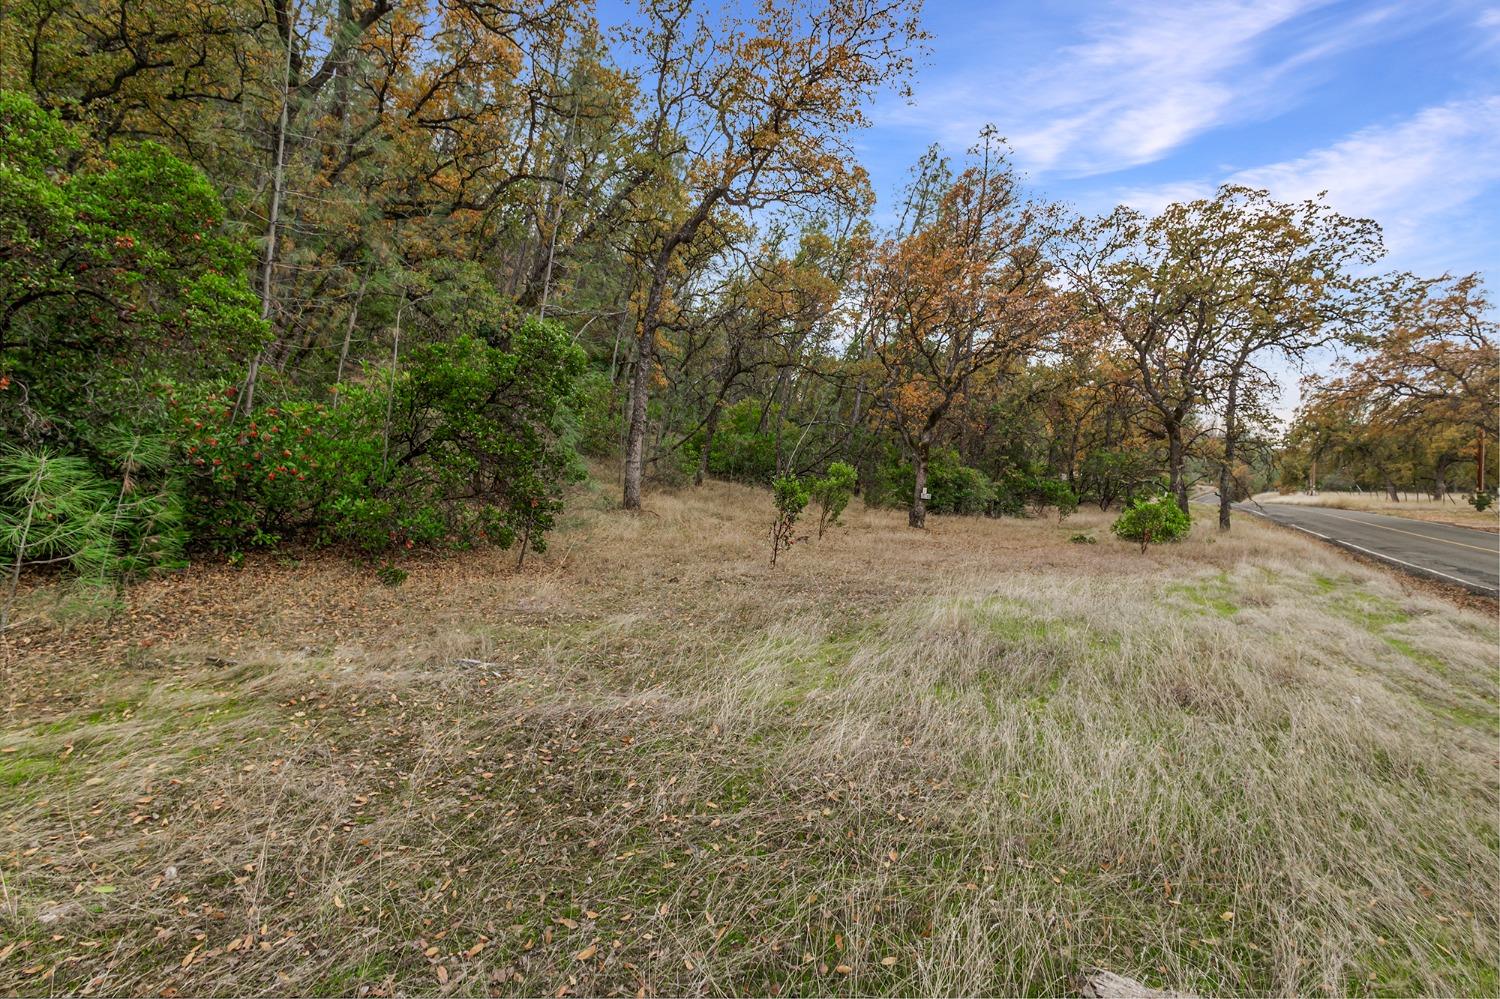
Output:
top-left (1078, 447), bottom-right (1161, 511)
top-left (930, 461), bottom-right (995, 515)
top-left (770, 474), bottom-right (809, 566)
top-left (993, 470), bottom-right (1078, 519)
top-left (810, 461), bottom-right (857, 537)
top-left (1470, 491), bottom-right (1493, 513)
top-left (1069, 533), bottom-right (1096, 544)
top-left (168, 386), bottom-right (327, 549)
top-left (1035, 479), bottom-right (1079, 520)
top-left (171, 318), bottom-right (586, 559)
top-left (703, 400), bottom-right (779, 483)
top-left (1111, 495), bottom-right (1191, 551)
top-left (0, 92), bottom-right (265, 455)
top-left (569, 370), bottom-right (621, 458)
top-left (873, 448), bottom-right (993, 515)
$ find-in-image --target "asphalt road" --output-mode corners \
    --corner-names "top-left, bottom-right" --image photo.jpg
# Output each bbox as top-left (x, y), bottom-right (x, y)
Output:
top-left (1202, 495), bottom-right (1500, 596)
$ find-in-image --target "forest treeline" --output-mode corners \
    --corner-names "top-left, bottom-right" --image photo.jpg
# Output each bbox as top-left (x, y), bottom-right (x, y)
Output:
top-left (1, 0), bottom-right (1496, 600)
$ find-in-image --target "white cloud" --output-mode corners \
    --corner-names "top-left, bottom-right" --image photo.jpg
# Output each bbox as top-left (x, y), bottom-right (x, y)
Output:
top-left (877, 0), bottom-right (1422, 178)
top-left (1009, 0), bottom-right (1316, 175)
top-left (1230, 96), bottom-right (1500, 269)
top-left (1106, 96), bottom-right (1500, 275)
top-left (1111, 180), bottom-right (1214, 216)
top-left (1106, 96), bottom-right (1500, 419)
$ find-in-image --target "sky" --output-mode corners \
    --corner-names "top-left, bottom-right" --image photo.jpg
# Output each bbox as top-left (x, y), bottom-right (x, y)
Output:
top-left (858, 0), bottom-right (1500, 281)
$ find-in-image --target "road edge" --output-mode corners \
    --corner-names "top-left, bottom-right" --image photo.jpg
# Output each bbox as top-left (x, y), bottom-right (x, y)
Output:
top-left (1237, 506), bottom-right (1500, 599)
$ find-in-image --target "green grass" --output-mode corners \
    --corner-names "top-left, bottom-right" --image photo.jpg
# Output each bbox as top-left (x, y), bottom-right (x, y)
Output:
top-left (2, 490), bottom-right (1495, 997)
top-left (0, 752), bottom-right (60, 787)
top-left (1165, 571), bottom-right (1239, 617)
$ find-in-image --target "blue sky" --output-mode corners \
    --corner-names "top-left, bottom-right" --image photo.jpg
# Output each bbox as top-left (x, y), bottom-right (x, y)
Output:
top-left (857, 0), bottom-right (1500, 280)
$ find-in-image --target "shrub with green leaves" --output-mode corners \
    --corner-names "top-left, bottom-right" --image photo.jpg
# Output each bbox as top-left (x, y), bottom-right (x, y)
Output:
top-left (994, 470), bottom-right (1079, 519)
top-left (702, 400), bottom-right (780, 483)
top-left (170, 318), bottom-right (586, 559)
top-left (0, 91), bottom-right (265, 454)
top-left (873, 447), bottom-right (993, 515)
top-left (167, 386), bottom-right (330, 550)
top-left (1470, 491), bottom-right (1493, 513)
top-left (810, 461), bottom-right (857, 538)
top-left (1034, 479), bottom-right (1079, 520)
top-left (770, 474), bottom-right (809, 566)
top-left (1111, 495), bottom-right (1191, 551)
top-left (569, 370), bottom-right (622, 458)
top-left (1078, 446), bottom-right (1161, 511)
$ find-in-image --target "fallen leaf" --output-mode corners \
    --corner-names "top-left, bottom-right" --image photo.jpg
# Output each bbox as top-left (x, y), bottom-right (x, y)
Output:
top-left (835, 964), bottom-right (852, 975)
top-left (881, 956), bottom-right (898, 967)
top-left (574, 945), bottom-right (597, 961)
top-left (1220, 911), bottom-right (1235, 921)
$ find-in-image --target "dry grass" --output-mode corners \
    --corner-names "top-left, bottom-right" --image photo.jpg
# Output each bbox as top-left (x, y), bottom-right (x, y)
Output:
top-left (1255, 491), bottom-right (1500, 532)
top-left (2, 477), bottom-right (1497, 997)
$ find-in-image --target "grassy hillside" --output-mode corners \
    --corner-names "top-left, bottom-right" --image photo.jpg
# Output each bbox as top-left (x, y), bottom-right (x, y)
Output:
top-left (2, 479), bottom-right (1497, 996)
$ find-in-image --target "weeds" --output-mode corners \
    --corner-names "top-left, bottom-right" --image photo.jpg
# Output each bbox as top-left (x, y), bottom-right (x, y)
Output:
top-left (1, 478), bottom-right (1495, 996)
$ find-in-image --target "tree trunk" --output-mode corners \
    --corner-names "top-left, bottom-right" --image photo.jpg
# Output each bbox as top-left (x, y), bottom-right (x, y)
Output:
top-left (1218, 374), bottom-right (1238, 530)
top-left (1167, 423), bottom-right (1188, 515)
top-left (772, 388), bottom-right (785, 474)
top-left (623, 256), bottom-right (677, 511)
top-left (607, 311), bottom-right (627, 384)
top-left (332, 265), bottom-right (370, 405)
top-left (909, 442), bottom-right (929, 529)
top-left (1216, 462), bottom-right (1232, 530)
top-left (622, 327), bottom-right (653, 510)
top-left (695, 397), bottom-right (722, 486)
top-left (758, 367), bottom-right (788, 435)
top-left (1478, 430), bottom-right (1487, 493)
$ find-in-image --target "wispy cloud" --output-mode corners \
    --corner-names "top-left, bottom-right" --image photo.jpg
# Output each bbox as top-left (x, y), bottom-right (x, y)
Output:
top-left (1113, 96), bottom-right (1500, 275)
top-left (1110, 180), bottom-right (1214, 217)
top-left (1232, 96), bottom-right (1500, 232)
top-left (1008, 0), bottom-right (1320, 175)
top-left (877, 0), bottom-right (1419, 178)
